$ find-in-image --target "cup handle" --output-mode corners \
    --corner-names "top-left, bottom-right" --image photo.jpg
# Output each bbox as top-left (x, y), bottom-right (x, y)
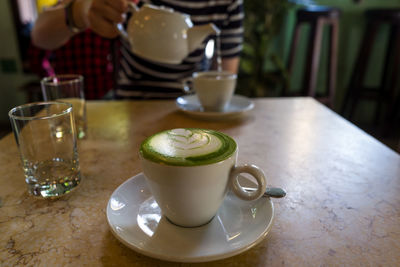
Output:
top-left (182, 77), bottom-right (194, 94)
top-left (230, 164), bottom-right (267, 201)
top-left (116, 2), bottom-right (139, 42)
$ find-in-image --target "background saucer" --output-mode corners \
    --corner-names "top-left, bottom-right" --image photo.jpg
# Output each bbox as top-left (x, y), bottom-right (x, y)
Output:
top-left (176, 95), bottom-right (254, 120)
top-left (106, 173), bottom-right (274, 263)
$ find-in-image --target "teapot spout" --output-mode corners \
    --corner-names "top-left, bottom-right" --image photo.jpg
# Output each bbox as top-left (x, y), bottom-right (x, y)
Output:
top-left (187, 23), bottom-right (220, 53)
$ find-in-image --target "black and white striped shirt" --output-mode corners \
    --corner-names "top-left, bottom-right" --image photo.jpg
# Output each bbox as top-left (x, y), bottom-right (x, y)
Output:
top-left (116, 0), bottom-right (244, 99)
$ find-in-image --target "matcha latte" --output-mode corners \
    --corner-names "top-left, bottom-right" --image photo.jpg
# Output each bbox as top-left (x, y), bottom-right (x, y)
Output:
top-left (140, 128), bottom-right (237, 166)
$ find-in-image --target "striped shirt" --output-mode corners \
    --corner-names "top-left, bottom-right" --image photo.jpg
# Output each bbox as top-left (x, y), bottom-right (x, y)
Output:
top-left (116, 0), bottom-right (244, 99)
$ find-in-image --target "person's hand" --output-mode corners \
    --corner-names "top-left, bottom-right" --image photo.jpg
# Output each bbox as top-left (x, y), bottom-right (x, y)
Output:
top-left (88, 0), bottom-right (129, 38)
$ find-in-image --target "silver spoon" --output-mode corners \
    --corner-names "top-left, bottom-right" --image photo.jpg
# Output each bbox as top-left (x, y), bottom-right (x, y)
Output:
top-left (243, 186), bottom-right (286, 198)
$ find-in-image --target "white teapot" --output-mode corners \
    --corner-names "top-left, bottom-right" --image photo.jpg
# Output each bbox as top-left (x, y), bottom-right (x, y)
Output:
top-left (117, 3), bottom-right (220, 64)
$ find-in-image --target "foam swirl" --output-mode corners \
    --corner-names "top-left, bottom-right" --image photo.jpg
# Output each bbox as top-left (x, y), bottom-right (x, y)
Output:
top-left (168, 129), bottom-right (210, 150)
top-left (140, 128), bottom-right (236, 166)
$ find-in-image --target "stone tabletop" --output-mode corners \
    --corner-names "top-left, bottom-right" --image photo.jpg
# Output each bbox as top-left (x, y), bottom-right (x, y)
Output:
top-left (1, 98), bottom-right (399, 266)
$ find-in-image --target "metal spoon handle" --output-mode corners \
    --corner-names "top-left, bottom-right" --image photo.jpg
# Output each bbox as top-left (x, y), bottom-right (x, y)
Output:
top-left (243, 186), bottom-right (286, 198)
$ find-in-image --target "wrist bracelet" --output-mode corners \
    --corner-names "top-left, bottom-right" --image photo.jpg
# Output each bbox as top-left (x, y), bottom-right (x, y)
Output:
top-left (65, 0), bottom-right (84, 33)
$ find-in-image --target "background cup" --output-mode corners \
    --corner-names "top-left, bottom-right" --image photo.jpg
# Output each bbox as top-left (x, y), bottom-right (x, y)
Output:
top-left (140, 128), bottom-right (266, 227)
top-left (41, 74), bottom-right (87, 139)
top-left (9, 102), bottom-right (82, 198)
top-left (183, 71), bottom-right (237, 112)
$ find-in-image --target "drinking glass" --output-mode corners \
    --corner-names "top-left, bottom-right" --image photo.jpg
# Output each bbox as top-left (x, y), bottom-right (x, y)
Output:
top-left (9, 102), bottom-right (82, 198)
top-left (41, 74), bottom-right (87, 139)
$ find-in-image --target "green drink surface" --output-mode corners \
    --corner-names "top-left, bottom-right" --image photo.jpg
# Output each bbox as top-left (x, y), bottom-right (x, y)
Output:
top-left (140, 128), bottom-right (237, 166)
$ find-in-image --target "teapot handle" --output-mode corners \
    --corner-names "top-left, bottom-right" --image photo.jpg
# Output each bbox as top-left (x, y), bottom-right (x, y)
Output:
top-left (182, 77), bottom-right (194, 94)
top-left (116, 2), bottom-right (139, 42)
top-left (127, 2), bottom-right (139, 12)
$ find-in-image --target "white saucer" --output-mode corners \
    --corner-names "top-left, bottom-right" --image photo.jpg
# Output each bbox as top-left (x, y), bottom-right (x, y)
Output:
top-left (176, 95), bottom-right (254, 120)
top-left (106, 173), bottom-right (274, 263)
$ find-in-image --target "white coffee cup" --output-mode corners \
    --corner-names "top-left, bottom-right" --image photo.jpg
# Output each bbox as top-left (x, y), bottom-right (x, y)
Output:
top-left (183, 71), bottom-right (237, 112)
top-left (140, 128), bottom-right (266, 227)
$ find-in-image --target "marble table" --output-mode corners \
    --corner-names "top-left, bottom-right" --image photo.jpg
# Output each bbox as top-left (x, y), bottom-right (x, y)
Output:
top-left (1, 97), bottom-right (399, 266)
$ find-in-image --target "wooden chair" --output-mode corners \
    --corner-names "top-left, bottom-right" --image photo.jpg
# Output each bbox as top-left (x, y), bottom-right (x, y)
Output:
top-left (341, 9), bottom-right (400, 134)
top-left (284, 6), bottom-right (341, 108)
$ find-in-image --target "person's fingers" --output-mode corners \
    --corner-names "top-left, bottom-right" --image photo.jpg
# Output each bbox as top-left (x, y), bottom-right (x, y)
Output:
top-left (88, 11), bottom-right (119, 38)
top-left (88, 0), bottom-right (129, 38)
top-left (90, 0), bottom-right (125, 24)
top-left (104, 0), bottom-right (128, 13)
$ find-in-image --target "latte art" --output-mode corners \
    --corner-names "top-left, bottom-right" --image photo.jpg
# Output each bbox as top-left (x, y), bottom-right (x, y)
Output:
top-left (169, 129), bottom-right (210, 150)
top-left (140, 128), bottom-right (236, 166)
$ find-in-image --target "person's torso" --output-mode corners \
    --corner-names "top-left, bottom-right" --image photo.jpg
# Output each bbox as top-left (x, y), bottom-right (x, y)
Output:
top-left (117, 0), bottom-right (243, 99)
